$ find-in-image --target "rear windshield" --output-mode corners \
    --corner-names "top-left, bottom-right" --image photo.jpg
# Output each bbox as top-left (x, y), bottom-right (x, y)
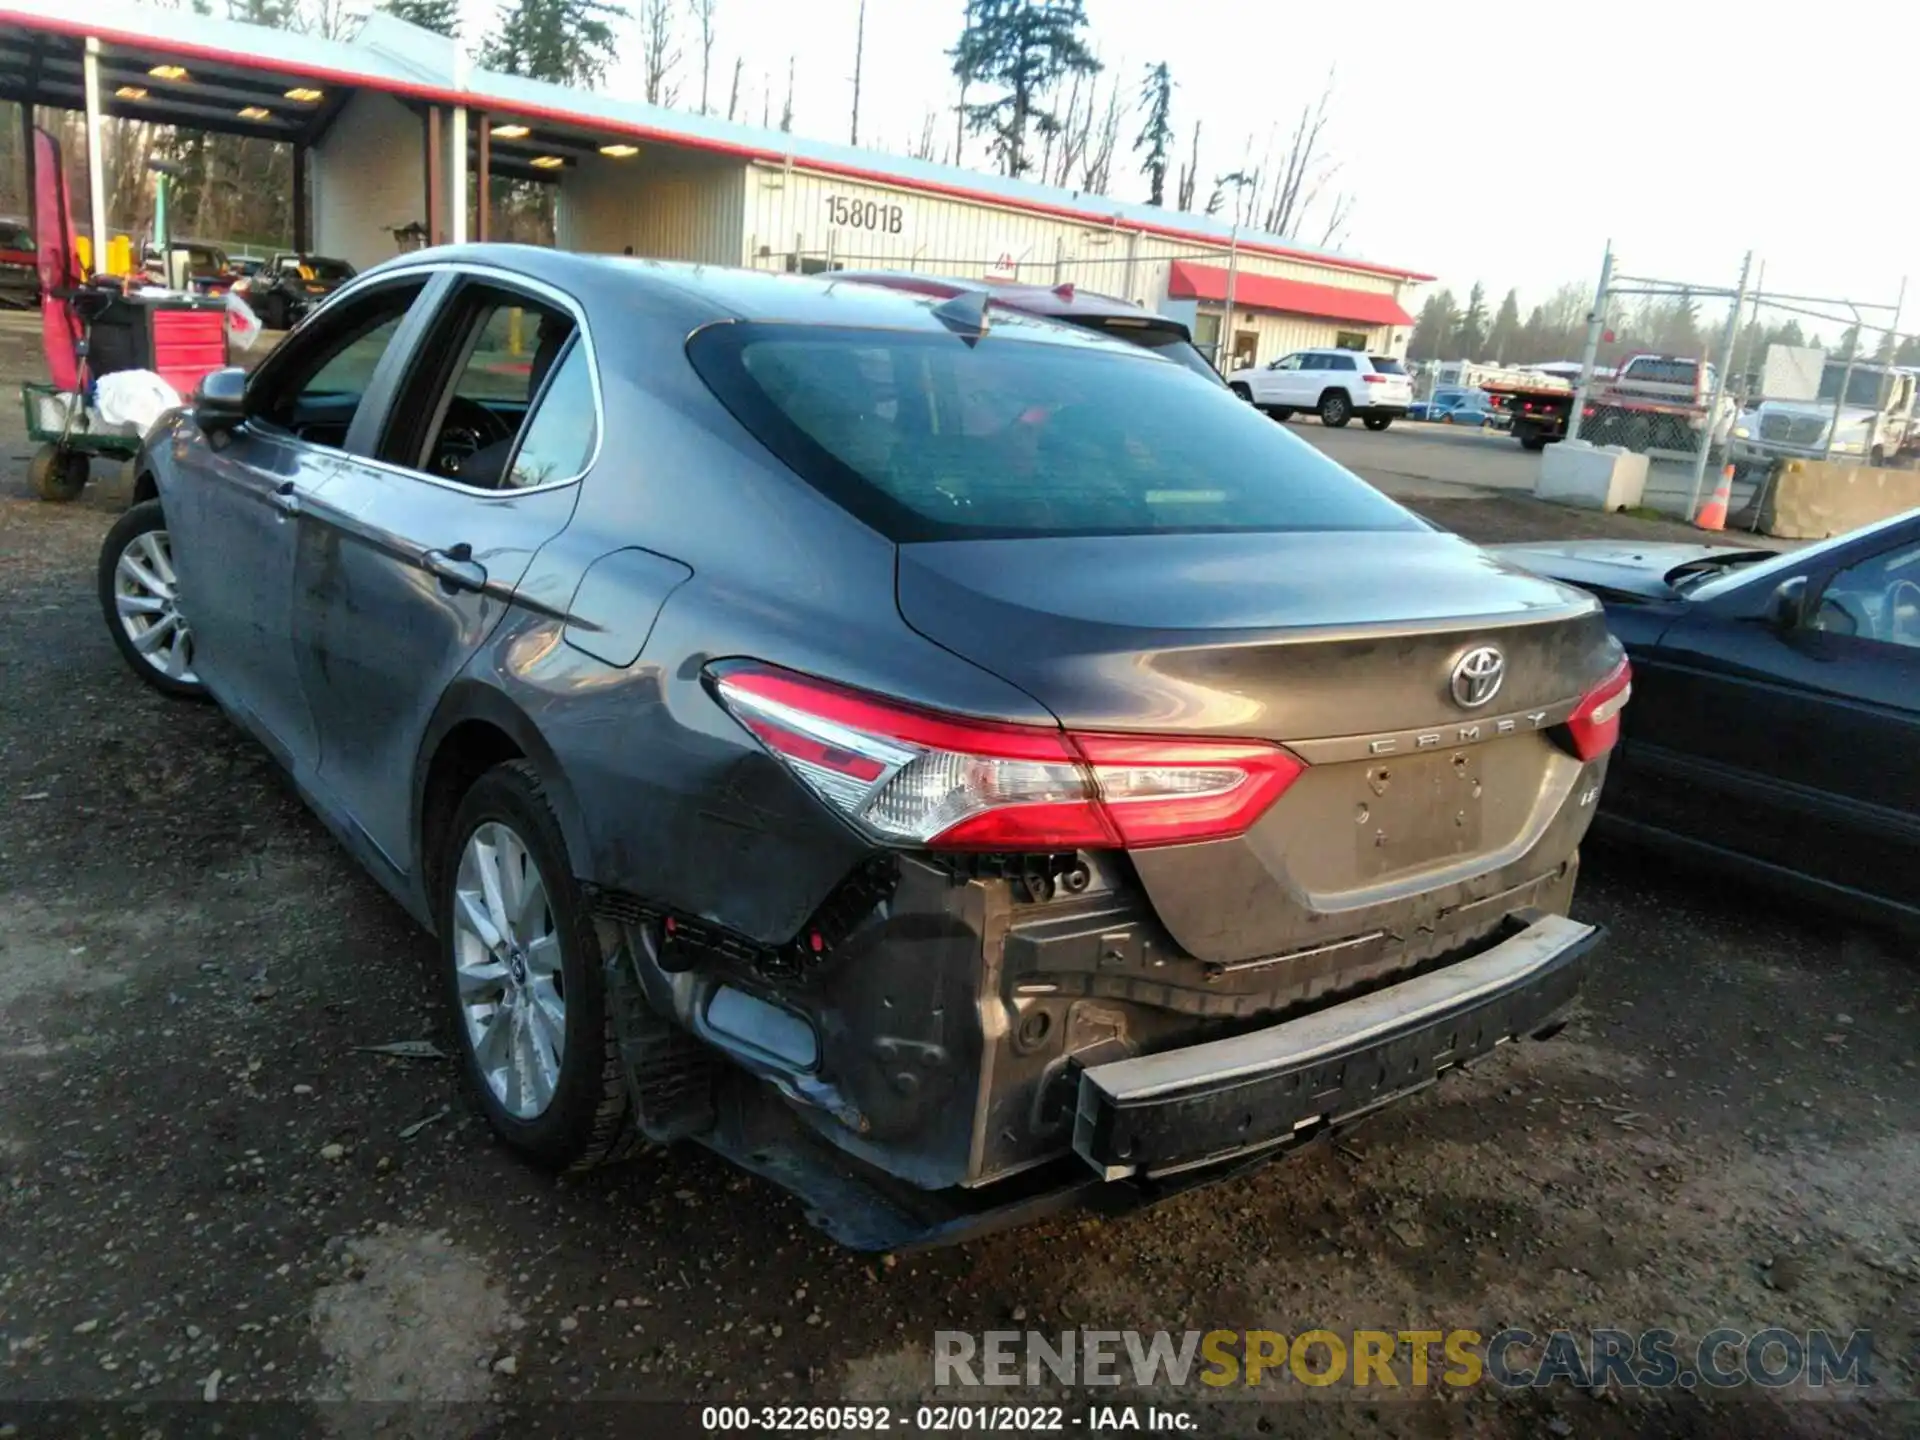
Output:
top-left (1072, 318), bottom-right (1222, 384)
top-left (1368, 356), bottom-right (1407, 375)
top-left (1623, 358), bottom-right (1697, 385)
top-left (688, 321), bottom-right (1423, 543)
top-left (301, 258), bottom-right (354, 280)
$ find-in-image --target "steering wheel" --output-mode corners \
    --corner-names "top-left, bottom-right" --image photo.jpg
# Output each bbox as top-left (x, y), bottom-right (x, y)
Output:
top-left (1888, 578), bottom-right (1920, 646)
top-left (432, 396), bottom-right (515, 478)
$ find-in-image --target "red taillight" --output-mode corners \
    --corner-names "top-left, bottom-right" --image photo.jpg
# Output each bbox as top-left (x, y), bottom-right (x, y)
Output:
top-left (711, 663), bottom-right (1304, 851)
top-left (1565, 658), bottom-right (1631, 761)
top-left (1362, 373), bottom-right (1386, 384)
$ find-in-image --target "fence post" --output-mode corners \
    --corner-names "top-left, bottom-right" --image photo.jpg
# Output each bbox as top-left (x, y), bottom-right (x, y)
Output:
top-left (1566, 242), bottom-right (1613, 445)
top-left (1687, 250), bottom-right (1752, 520)
top-left (1217, 222), bottom-right (1240, 375)
top-left (1859, 276), bottom-right (1905, 465)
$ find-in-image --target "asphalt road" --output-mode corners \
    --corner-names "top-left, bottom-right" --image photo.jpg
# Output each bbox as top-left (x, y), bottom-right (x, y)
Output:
top-left (0, 313), bottom-right (1911, 1437)
top-left (1295, 417), bottom-right (1761, 521)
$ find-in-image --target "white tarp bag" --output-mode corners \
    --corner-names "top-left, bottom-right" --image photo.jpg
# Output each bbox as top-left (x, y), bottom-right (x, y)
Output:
top-left (93, 370), bottom-right (185, 434)
top-left (226, 290), bottom-right (264, 351)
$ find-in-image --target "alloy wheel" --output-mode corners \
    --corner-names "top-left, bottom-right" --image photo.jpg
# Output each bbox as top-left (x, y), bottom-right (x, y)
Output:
top-left (450, 820), bottom-right (565, 1119)
top-left (113, 528), bottom-right (198, 686)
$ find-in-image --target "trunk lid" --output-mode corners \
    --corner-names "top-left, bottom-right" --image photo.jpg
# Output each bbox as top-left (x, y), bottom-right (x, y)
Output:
top-left (897, 529), bottom-right (1617, 964)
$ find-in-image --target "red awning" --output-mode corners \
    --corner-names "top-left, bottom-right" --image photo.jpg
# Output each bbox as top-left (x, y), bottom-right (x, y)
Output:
top-left (1167, 260), bottom-right (1415, 328)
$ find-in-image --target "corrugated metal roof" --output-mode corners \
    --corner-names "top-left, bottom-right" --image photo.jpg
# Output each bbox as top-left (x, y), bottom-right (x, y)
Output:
top-left (0, 0), bottom-right (1434, 282)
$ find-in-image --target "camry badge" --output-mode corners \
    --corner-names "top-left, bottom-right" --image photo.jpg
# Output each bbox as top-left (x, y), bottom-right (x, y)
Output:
top-left (1451, 646), bottom-right (1506, 709)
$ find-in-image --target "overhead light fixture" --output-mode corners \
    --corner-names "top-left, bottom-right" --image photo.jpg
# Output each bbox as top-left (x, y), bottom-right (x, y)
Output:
top-left (148, 64), bottom-right (188, 81)
top-left (530, 155), bottom-right (565, 169)
top-left (238, 105), bottom-right (272, 120)
top-left (115, 85), bottom-right (148, 101)
top-left (283, 86), bottom-right (323, 102)
top-left (492, 123), bottom-right (530, 139)
top-left (599, 142), bottom-right (638, 158)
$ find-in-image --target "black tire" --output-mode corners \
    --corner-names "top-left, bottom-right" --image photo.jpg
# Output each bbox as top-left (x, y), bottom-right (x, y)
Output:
top-left (1229, 382), bottom-right (1253, 403)
top-left (1519, 432), bottom-right (1550, 453)
top-left (1363, 415), bottom-right (1393, 432)
top-left (1269, 406), bottom-right (1294, 422)
top-left (1318, 390), bottom-right (1352, 428)
top-left (1870, 446), bottom-right (1885, 468)
top-left (264, 292), bottom-right (289, 331)
top-left (97, 500), bottom-right (208, 700)
top-left (438, 760), bottom-right (638, 1173)
top-left (29, 444), bottom-right (87, 502)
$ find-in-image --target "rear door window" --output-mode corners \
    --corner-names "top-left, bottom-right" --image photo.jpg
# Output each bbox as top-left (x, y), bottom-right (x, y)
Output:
top-left (688, 321), bottom-right (1423, 542)
top-left (1325, 354), bottom-right (1357, 371)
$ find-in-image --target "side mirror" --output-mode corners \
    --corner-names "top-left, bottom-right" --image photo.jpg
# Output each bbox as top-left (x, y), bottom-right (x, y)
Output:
top-left (1767, 575), bottom-right (1808, 630)
top-left (195, 366), bottom-right (248, 431)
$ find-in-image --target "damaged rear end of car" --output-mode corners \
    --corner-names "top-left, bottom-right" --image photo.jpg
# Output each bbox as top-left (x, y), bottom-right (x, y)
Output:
top-left (577, 298), bottom-right (1625, 1249)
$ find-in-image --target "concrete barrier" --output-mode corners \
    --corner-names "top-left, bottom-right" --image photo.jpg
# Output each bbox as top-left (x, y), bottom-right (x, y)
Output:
top-left (1535, 440), bottom-right (1648, 511)
top-left (1758, 459), bottom-right (1920, 539)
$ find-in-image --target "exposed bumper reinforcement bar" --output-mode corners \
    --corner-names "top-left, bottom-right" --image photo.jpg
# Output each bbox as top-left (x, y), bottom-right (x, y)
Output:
top-left (1073, 911), bottom-right (1599, 1180)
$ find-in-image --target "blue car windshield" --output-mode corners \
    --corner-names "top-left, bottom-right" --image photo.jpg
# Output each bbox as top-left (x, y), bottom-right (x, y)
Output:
top-left (689, 321), bottom-right (1424, 543)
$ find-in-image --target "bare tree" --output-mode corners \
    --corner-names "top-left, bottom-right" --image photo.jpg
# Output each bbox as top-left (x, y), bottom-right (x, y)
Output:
top-left (1078, 73), bottom-right (1124, 195)
top-left (1259, 72), bottom-right (1343, 240)
top-left (1175, 120), bottom-right (1200, 211)
top-left (1044, 68), bottom-right (1087, 187)
top-left (641, 0), bottom-right (681, 107)
top-left (909, 109), bottom-right (941, 162)
top-left (849, 0), bottom-right (866, 145)
top-left (689, 0), bottom-right (716, 112)
top-left (780, 55), bottom-right (794, 133)
top-left (297, 0), bottom-right (359, 41)
top-left (726, 56), bottom-right (742, 121)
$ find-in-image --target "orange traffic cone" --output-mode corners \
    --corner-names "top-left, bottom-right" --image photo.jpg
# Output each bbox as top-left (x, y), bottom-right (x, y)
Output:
top-left (1694, 464), bottom-right (1734, 531)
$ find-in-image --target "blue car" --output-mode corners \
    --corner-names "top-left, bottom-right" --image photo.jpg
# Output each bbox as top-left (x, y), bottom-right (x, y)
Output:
top-left (1410, 386), bottom-right (1502, 427)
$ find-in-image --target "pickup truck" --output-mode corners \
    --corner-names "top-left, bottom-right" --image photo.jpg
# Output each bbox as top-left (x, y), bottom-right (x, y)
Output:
top-left (1486, 354), bottom-right (1735, 456)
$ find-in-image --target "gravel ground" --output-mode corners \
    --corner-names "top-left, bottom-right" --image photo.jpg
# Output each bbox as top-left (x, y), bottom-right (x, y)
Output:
top-left (0, 313), bottom-right (1914, 1438)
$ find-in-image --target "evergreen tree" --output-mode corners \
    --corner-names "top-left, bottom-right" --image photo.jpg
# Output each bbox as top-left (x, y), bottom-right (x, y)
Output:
top-left (483, 0), bottom-right (627, 87)
top-left (1453, 282), bottom-right (1488, 358)
top-left (1486, 288), bottom-right (1521, 363)
top-left (1134, 62), bottom-right (1173, 206)
top-left (949, 0), bottom-right (1100, 178)
top-left (381, 0), bottom-right (459, 35)
top-left (1408, 289), bottom-right (1457, 362)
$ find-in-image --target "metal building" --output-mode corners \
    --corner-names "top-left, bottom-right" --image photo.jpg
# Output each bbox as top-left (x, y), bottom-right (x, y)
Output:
top-left (0, 0), bottom-right (1430, 363)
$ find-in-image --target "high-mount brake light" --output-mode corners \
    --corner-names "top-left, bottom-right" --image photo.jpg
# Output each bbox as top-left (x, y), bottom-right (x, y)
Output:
top-left (1565, 658), bottom-right (1632, 760)
top-left (711, 664), bottom-right (1304, 851)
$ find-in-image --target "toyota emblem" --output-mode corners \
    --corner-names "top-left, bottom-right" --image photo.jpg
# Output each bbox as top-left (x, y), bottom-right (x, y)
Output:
top-left (1450, 646), bottom-right (1506, 708)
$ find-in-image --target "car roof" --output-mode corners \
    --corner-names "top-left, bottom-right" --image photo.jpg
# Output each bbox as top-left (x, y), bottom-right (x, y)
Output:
top-left (831, 270), bottom-right (1180, 326)
top-left (366, 246), bottom-right (1160, 355)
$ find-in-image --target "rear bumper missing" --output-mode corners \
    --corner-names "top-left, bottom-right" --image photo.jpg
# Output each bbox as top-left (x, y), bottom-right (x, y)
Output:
top-left (1072, 911), bottom-right (1598, 1180)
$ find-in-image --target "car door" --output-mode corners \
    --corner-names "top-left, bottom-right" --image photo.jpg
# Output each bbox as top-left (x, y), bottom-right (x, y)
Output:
top-left (1285, 352), bottom-right (1327, 408)
top-left (293, 272), bottom-right (600, 879)
top-left (1254, 352), bottom-right (1301, 406)
top-left (163, 274), bottom-right (434, 775)
top-left (1616, 531), bottom-right (1920, 906)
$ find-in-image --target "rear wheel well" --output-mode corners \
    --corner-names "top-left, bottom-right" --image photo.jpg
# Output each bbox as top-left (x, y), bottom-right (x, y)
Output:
top-left (420, 720), bottom-right (524, 906)
top-left (132, 470), bottom-right (159, 506)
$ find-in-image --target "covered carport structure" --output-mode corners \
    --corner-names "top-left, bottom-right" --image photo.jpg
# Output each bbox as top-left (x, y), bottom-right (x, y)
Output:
top-left (0, 0), bottom-right (1431, 349)
top-left (0, 0), bottom-right (758, 274)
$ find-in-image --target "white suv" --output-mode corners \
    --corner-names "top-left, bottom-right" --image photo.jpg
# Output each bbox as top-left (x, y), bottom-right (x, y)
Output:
top-left (1228, 349), bottom-right (1414, 430)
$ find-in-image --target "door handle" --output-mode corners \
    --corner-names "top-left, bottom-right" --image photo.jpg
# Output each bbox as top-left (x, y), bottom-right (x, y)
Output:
top-left (269, 481), bottom-right (301, 518)
top-left (424, 544), bottom-right (488, 593)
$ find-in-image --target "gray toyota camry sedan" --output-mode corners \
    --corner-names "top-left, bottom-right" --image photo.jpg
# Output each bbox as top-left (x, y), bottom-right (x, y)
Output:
top-left (98, 246), bottom-right (1627, 1248)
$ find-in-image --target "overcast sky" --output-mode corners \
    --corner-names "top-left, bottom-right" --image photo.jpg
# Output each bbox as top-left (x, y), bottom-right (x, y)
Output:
top-left (466, 0), bottom-right (1916, 326)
